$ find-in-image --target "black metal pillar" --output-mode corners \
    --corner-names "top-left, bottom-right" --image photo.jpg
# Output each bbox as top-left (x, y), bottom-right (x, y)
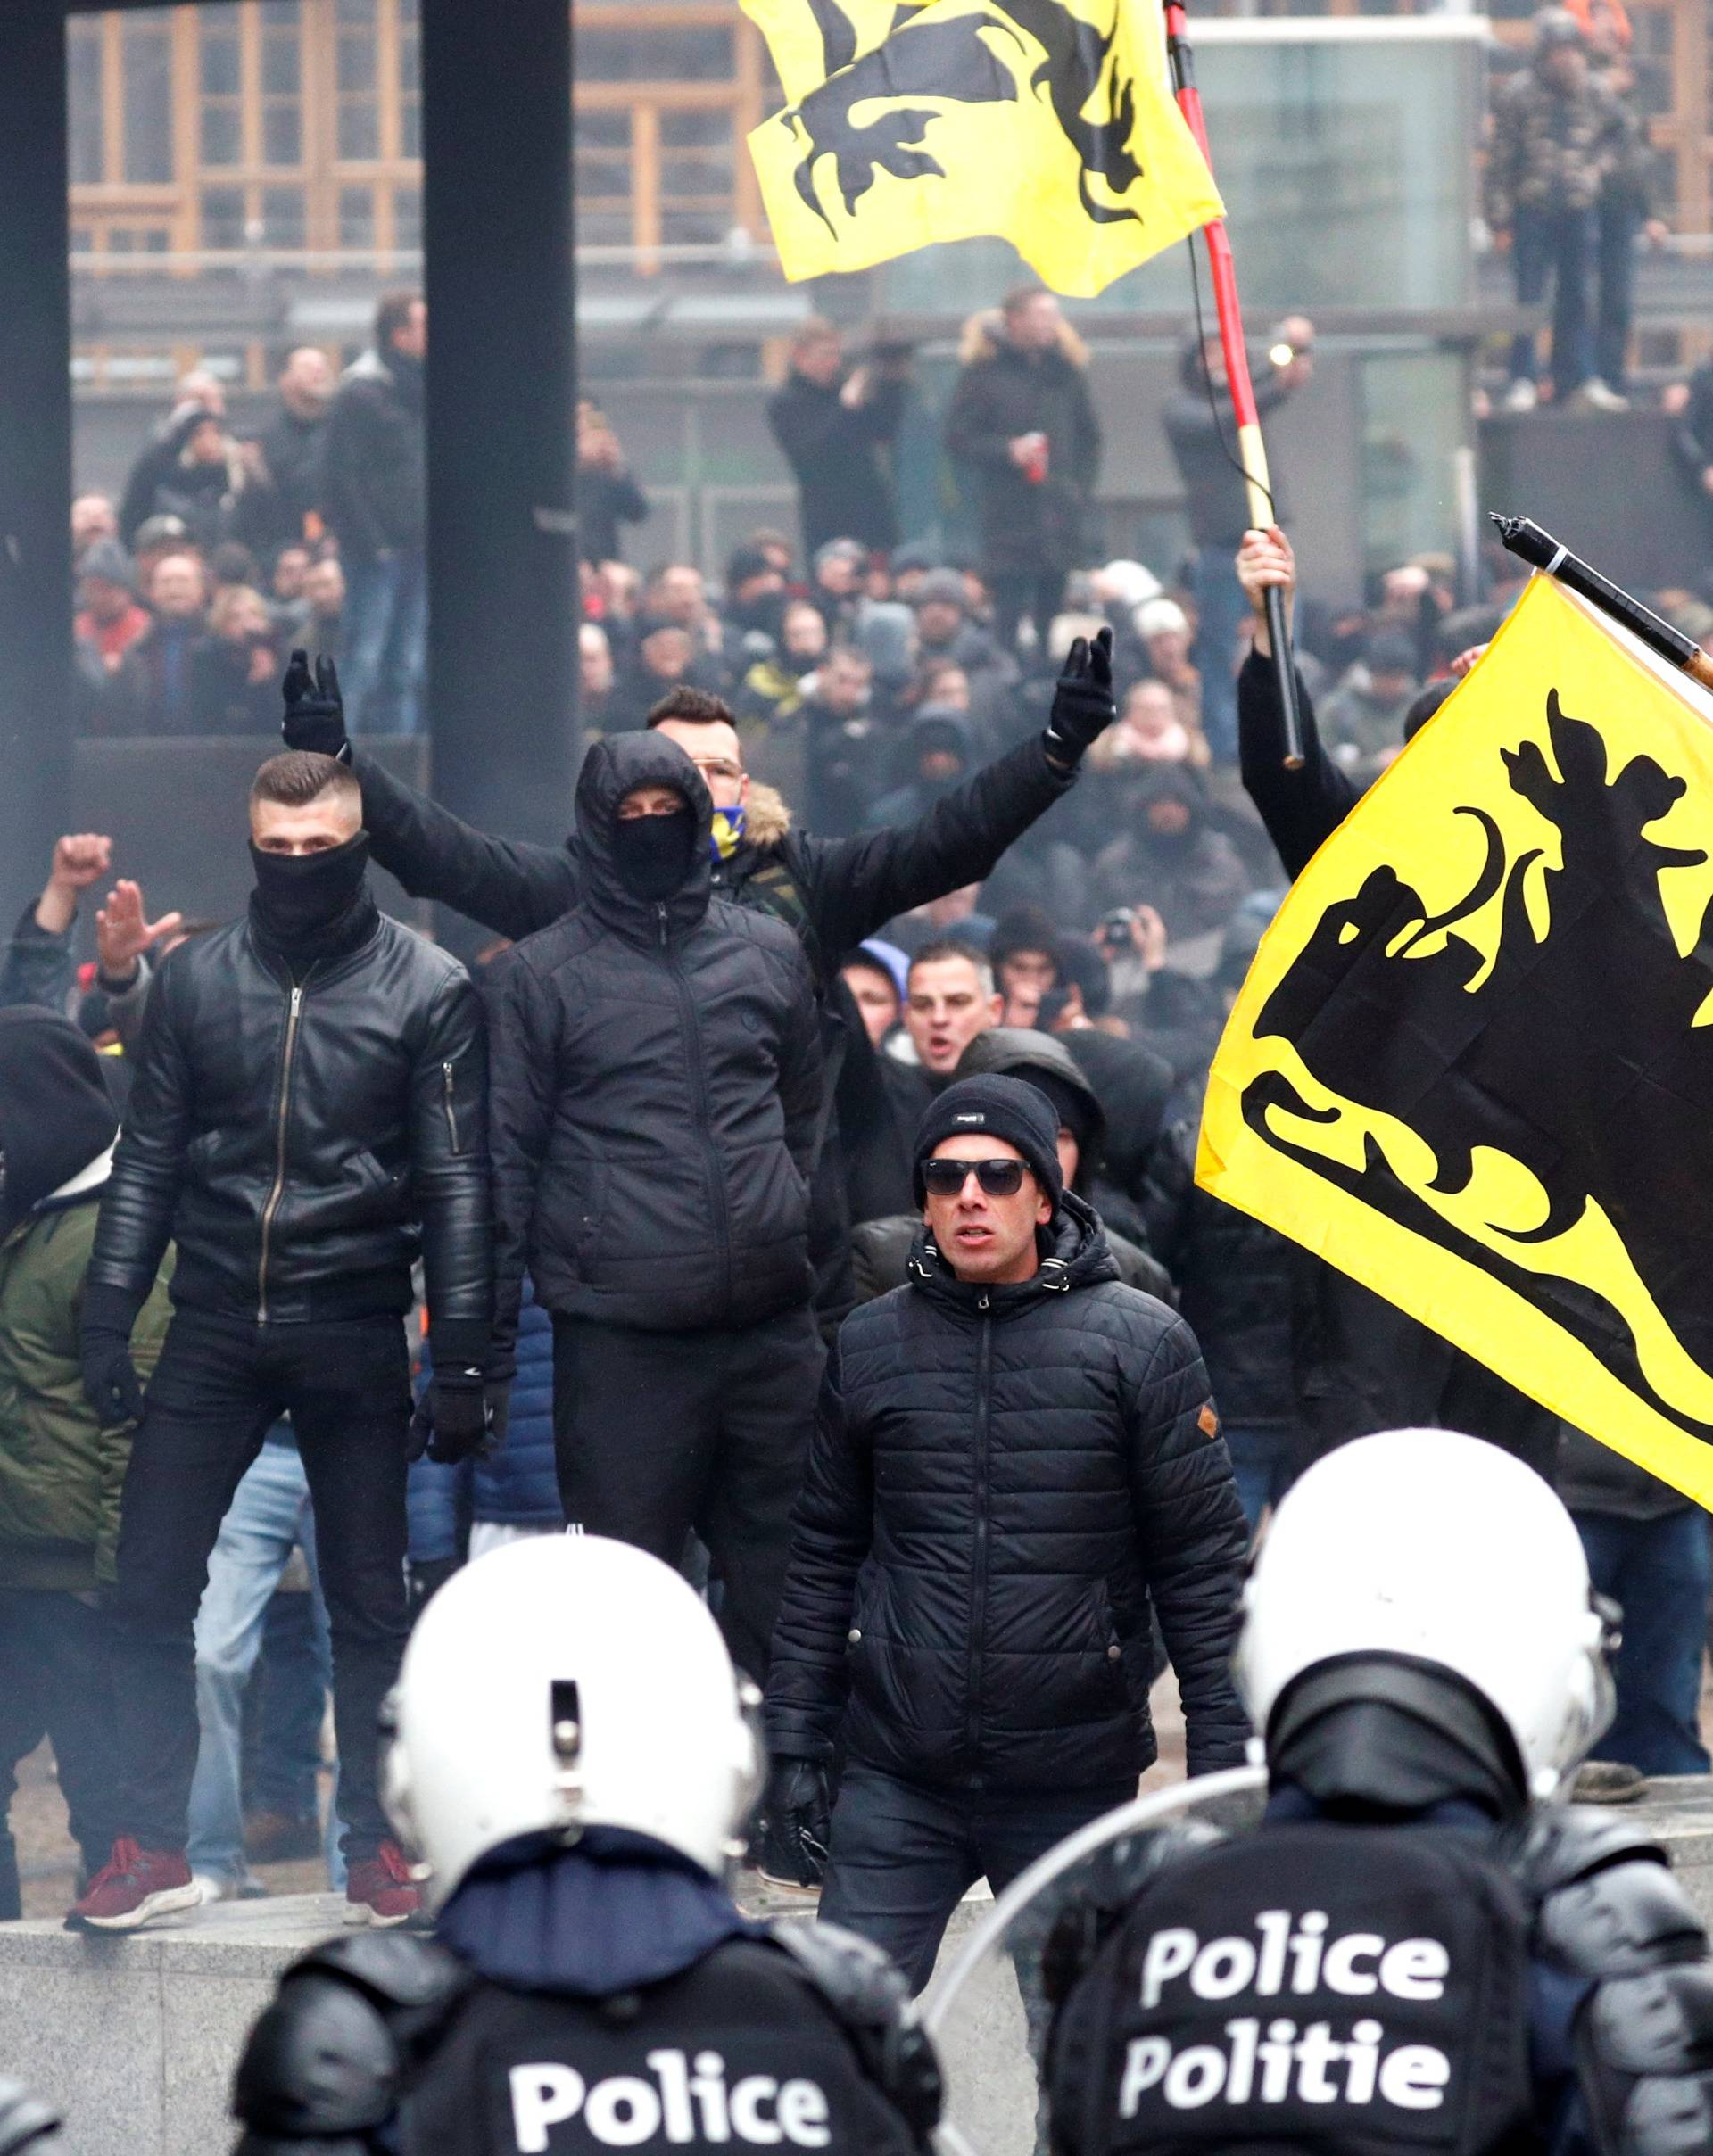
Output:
top-left (419, 0), bottom-right (578, 882)
top-left (0, 0), bottom-right (75, 919)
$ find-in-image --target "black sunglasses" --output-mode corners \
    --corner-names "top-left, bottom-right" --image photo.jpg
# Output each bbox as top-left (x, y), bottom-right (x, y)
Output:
top-left (922, 1156), bottom-right (1027, 1197)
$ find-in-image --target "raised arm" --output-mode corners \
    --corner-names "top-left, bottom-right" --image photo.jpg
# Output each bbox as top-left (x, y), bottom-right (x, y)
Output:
top-left (1235, 526), bottom-right (1356, 879)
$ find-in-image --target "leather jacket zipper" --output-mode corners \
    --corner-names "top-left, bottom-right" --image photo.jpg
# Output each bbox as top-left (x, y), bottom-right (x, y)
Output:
top-left (442, 1060), bottom-right (459, 1152)
top-left (658, 900), bottom-right (732, 1309)
top-left (964, 1302), bottom-right (993, 1772)
top-left (258, 978), bottom-right (309, 1324)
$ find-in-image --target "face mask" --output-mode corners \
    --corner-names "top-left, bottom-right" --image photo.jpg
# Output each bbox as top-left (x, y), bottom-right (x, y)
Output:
top-left (710, 805), bottom-right (747, 862)
top-left (250, 830), bottom-right (370, 945)
top-left (612, 808), bottom-right (694, 903)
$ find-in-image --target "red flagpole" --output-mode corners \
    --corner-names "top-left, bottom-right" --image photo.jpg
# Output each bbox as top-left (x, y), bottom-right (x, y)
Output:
top-left (1164, 1), bottom-right (1304, 768)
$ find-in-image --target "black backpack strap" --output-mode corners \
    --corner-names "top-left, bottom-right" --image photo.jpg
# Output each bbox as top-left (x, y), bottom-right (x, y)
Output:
top-left (231, 1932), bottom-right (472, 2156)
top-left (768, 1919), bottom-right (942, 2149)
top-left (1507, 1805), bottom-right (1713, 2155)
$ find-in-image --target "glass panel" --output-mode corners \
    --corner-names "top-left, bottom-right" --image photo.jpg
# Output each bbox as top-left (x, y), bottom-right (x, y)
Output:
top-left (200, 25), bottom-right (241, 97)
top-left (67, 22), bottom-right (103, 186)
top-left (263, 101), bottom-right (302, 166)
top-left (261, 9), bottom-right (302, 95)
top-left (261, 184), bottom-right (306, 247)
top-left (202, 101), bottom-right (243, 168)
top-left (393, 182), bottom-right (422, 250)
top-left (121, 21), bottom-right (174, 184)
top-left (340, 183), bottom-right (377, 246)
top-left (337, 0), bottom-right (378, 21)
top-left (337, 29), bottom-right (377, 93)
top-left (579, 26), bottom-right (732, 79)
top-left (659, 109), bottom-right (734, 151)
top-left (200, 184), bottom-right (247, 249)
top-left (338, 99), bottom-right (380, 160)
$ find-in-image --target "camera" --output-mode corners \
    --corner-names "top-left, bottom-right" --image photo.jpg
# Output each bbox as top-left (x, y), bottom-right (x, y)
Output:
top-left (1095, 907), bottom-right (1137, 952)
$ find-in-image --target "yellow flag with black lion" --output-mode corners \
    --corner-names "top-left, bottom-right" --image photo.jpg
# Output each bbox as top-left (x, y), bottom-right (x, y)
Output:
top-left (1201, 572), bottom-right (1713, 1510)
top-left (741, 0), bottom-right (1222, 295)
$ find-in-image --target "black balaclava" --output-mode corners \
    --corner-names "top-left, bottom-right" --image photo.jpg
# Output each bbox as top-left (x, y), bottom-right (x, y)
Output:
top-left (249, 830), bottom-right (372, 954)
top-left (612, 805), bottom-right (695, 904)
top-left (0, 1008), bottom-right (120, 1241)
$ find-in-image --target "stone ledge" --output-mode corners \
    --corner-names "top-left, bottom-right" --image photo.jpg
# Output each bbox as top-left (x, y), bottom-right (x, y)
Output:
top-left (6, 1784), bottom-right (1713, 2156)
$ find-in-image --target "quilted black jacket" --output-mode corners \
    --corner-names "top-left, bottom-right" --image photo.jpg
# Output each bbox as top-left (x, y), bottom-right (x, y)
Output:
top-left (765, 1194), bottom-right (1250, 1788)
top-left (484, 731), bottom-right (823, 1342)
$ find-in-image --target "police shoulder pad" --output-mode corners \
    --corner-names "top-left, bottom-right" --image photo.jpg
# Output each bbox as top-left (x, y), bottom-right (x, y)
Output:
top-left (231, 1967), bottom-right (401, 2144)
top-left (1536, 1857), bottom-right (1707, 1978)
top-left (1503, 1805), bottom-right (1670, 1902)
top-left (294, 1929), bottom-right (468, 2014)
top-left (768, 1920), bottom-right (941, 2144)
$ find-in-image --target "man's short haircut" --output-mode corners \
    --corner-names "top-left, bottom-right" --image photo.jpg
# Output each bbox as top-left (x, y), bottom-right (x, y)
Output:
top-left (840, 948), bottom-right (900, 998)
top-left (989, 905), bottom-right (1060, 970)
top-left (790, 315), bottom-right (840, 356)
top-left (251, 750), bottom-right (361, 816)
top-left (1002, 283), bottom-right (1051, 317)
top-left (908, 939), bottom-right (996, 998)
top-left (375, 289), bottom-right (422, 350)
top-left (646, 686), bottom-right (739, 730)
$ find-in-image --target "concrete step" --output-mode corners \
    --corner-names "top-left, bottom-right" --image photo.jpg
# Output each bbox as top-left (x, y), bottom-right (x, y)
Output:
top-left (6, 1783), bottom-right (1713, 2156)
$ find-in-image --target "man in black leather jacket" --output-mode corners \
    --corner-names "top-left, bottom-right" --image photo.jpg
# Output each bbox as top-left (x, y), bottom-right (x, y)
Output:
top-left (70, 748), bottom-right (492, 1933)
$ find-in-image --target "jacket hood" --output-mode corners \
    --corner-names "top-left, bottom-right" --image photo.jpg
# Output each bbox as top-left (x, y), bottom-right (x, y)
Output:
top-left (957, 306), bottom-right (1090, 370)
top-left (956, 1026), bottom-right (1106, 1177)
top-left (573, 728), bottom-right (714, 941)
top-left (744, 781), bottom-right (791, 847)
top-left (908, 1187), bottom-right (1118, 1311)
top-left (0, 1008), bottom-right (120, 1242)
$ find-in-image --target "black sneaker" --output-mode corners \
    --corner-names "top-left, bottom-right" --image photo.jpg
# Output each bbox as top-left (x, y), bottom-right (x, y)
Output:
top-left (757, 1810), bottom-right (826, 1894)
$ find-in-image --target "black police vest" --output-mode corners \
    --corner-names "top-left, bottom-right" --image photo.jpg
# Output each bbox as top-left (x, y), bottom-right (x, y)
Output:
top-left (402, 1937), bottom-right (926, 2156)
top-left (1049, 1821), bottom-right (1537, 2156)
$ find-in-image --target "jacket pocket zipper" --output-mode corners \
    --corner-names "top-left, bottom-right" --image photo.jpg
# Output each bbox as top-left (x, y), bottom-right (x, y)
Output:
top-left (258, 983), bottom-right (306, 1324)
top-left (442, 1061), bottom-right (461, 1153)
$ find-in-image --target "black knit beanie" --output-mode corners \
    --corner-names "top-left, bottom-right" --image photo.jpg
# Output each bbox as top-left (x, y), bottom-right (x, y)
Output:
top-left (913, 1074), bottom-right (1064, 1210)
top-left (0, 1007), bottom-right (119, 1240)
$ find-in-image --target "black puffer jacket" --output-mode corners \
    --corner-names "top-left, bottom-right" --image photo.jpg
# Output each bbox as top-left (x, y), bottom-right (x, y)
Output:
top-left (766, 1197), bottom-right (1250, 1788)
top-left (944, 312), bottom-right (1101, 575)
top-left (485, 731), bottom-right (823, 1342)
top-left (88, 894), bottom-right (492, 1340)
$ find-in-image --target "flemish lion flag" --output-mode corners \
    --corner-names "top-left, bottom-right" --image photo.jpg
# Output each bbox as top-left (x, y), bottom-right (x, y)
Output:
top-left (741, 0), bottom-right (1222, 297)
top-left (1199, 572), bottom-right (1713, 1509)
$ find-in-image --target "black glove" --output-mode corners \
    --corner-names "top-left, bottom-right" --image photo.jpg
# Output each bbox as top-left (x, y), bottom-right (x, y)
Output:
top-left (1043, 625), bottom-right (1115, 766)
top-left (765, 1756), bottom-right (831, 1861)
top-left (407, 1375), bottom-right (493, 1466)
top-left (281, 649), bottom-right (350, 762)
top-left (79, 1284), bottom-right (147, 1428)
top-left (406, 1554), bottom-right (461, 1621)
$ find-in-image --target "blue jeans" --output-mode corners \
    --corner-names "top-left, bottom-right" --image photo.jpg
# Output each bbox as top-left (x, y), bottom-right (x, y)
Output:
top-left (1224, 1424), bottom-right (1297, 1539)
top-left (342, 549), bottom-right (427, 735)
top-left (186, 1436), bottom-right (342, 1887)
top-left (1189, 541), bottom-right (1247, 763)
top-left (1510, 204), bottom-right (1596, 396)
top-left (817, 1763), bottom-right (1136, 1995)
top-left (1573, 1507), bottom-right (1711, 1776)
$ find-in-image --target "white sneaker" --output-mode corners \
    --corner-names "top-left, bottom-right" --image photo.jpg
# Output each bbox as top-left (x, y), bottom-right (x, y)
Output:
top-left (1502, 378), bottom-right (1538, 412)
top-left (1576, 377), bottom-right (1630, 412)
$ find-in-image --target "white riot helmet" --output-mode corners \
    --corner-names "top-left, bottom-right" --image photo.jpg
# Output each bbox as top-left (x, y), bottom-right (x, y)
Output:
top-left (383, 1534), bottom-right (764, 1910)
top-left (1236, 1428), bottom-right (1616, 1803)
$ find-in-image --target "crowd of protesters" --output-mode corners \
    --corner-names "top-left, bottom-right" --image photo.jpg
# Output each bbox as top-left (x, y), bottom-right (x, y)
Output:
top-left (9, 250), bottom-right (1713, 1937)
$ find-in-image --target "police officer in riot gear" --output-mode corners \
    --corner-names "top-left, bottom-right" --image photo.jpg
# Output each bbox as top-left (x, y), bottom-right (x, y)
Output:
top-left (229, 1535), bottom-right (940, 2156)
top-left (1039, 1428), bottom-right (1713, 2156)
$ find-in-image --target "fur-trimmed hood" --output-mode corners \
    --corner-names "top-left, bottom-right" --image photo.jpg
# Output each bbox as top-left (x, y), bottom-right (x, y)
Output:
top-left (744, 781), bottom-right (792, 847)
top-left (957, 306), bottom-right (1089, 370)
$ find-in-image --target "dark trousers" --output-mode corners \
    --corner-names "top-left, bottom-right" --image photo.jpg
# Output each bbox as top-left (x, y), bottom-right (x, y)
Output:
top-left (1575, 1508), bottom-right (1711, 1776)
top-left (247, 1586), bottom-right (331, 1819)
top-left (109, 1308), bottom-right (413, 1862)
top-left (817, 1763), bottom-right (1136, 1995)
top-left (0, 1589), bottom-right (121, 1919)
top-left (1596, 196), bottom-right (1639, 394)
top-left (990, 572), bottom-right (1066, 658)
top-left (1510, 204), bottom-right (1596, 395)
top-left (550, 1306), bottom-right (823, 1680)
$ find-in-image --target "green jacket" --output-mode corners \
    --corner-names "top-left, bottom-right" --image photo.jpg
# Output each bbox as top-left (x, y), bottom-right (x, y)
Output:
top-left (0, 1190), bottom-right (171, 1591)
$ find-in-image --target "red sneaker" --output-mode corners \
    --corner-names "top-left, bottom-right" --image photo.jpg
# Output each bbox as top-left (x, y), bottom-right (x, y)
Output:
top-left (65, 1838), bottom-right (199, 1932)
top-left (344, 1841), bottom-right (424, 1928)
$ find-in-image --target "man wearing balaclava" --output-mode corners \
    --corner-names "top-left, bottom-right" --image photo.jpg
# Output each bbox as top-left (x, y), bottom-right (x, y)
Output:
top-left (0, 1009), bottom-right (172, 1921)
top-left (70, 744), bottom-right (493, 1934)
top-left (484, 729), bottom-right (824, 1699)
